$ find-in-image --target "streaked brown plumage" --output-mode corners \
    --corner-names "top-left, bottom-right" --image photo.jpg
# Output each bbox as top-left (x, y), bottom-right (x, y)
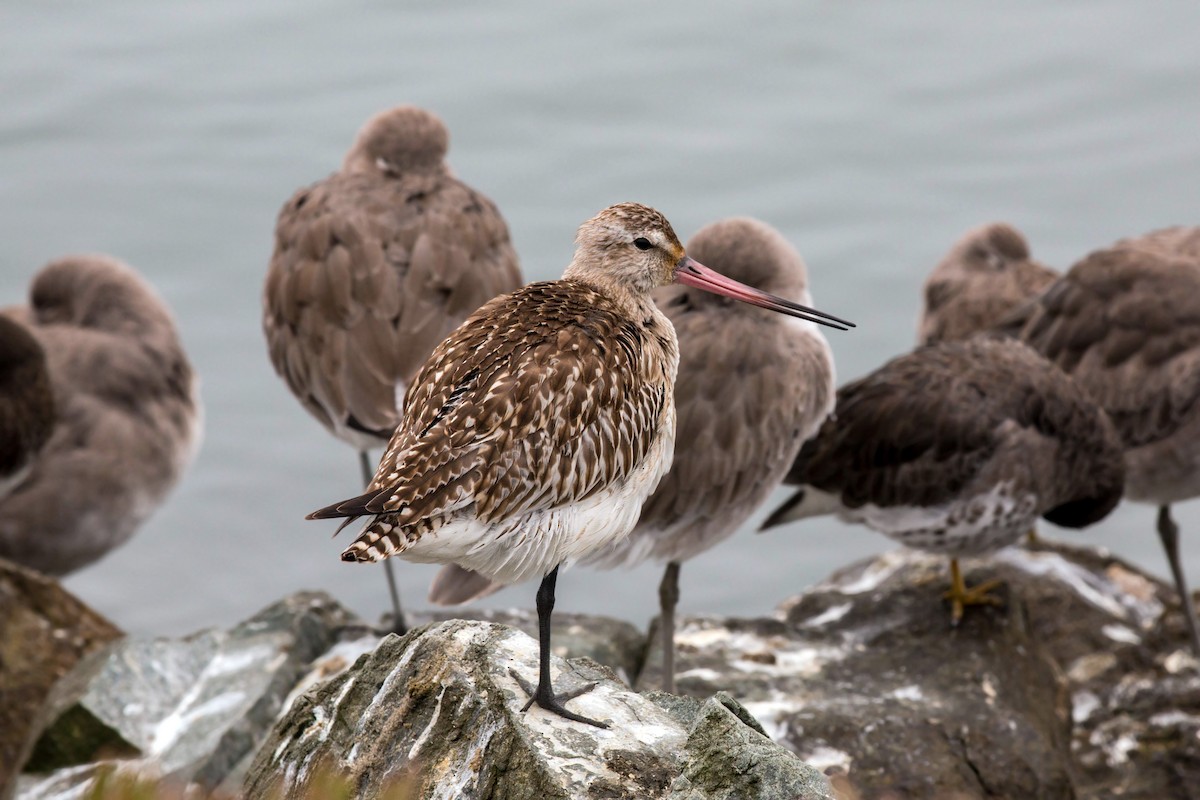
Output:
top-left (427, 217), bottom-right (838, 692)
top-left (0, 316), bottom-right (55, 499)
top-left (919, 222), bottom-right (1058, 346)
top-left (0, 255), bottom-right (200, 575)
top-left (262, 105), bottom-right (523, 629)
top-left (1007, 228), bottom-right (1200, 652)
top-left (309, 202), bottom-right (853, 726)
top-left (763, 337), bottom-right (1125, 622)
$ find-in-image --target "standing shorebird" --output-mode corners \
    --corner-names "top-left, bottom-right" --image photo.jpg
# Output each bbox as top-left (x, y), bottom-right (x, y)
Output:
top-left (428, 218), bottom-right (837, 693)
top-left (0, 256), bottom-right (201, 575)
top-left (1005, 229), bottom-right (1200, 653)
top-left (308, 203), bottom-right (853, 726)
top-left (762, 337), bottom-right (1125, 623)
top-left (918, 222), bottom-right (1058, 346)
top-left (0, 316), bottom-right (55, 500)
top-left (263, 105), bottom-right (523, 632)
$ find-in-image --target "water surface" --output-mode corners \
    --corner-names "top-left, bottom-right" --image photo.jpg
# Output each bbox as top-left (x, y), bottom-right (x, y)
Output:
top-left (2, 1), bottom-right (1198, 633)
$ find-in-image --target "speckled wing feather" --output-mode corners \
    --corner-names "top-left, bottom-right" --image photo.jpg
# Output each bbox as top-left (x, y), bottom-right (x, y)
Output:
top-left (788, 338), bottom-right (1120, 521)
top-left (1016, 245), bottom-right (1200, 449)
top-left (309, 280), bottom-right (675, 556)
top-left (263, 170), bottom-right (521, 443)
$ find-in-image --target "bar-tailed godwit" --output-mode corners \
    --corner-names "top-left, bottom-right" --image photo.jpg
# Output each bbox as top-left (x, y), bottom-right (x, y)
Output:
top-left (309, 203), bottom-right (853, 725)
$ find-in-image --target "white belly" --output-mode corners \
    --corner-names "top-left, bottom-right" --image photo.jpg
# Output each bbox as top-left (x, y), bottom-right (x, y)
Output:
top-left (398, 406), bottom-right (676, 585)
top-left (842, 481), bottom-right (1039, 557)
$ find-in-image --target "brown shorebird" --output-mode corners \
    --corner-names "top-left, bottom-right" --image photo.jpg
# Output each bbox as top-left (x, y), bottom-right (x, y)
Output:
top-left (762, 337), bottom-right (1125, 623)
top-left (0, 256), bottom-right (201, 575)
top-left (919, 222), bottom-right (1061, 546)
top-left (427, 217), bottom-right (837, 693)
top-left (0, 316), bottom-right (55, 500)
top-left (918, 222), bottom-right (1058, 346)
top-left (1005, 228), bottom-right (1200, 653)
top-left (263, 105), bottom-right (523, 632)
top-left (308, 203), bottom-right (853, 725)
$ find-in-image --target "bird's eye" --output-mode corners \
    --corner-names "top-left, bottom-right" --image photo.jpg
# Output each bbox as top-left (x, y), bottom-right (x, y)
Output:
top-left (633, 237), bottom-right (653, 251)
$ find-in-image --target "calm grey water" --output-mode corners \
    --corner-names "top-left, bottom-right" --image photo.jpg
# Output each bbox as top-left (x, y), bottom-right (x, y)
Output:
top-left (2, 2), bottom-right (1198, 634)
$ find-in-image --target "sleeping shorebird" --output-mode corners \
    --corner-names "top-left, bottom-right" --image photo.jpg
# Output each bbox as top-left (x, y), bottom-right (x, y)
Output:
top-left (425, 217), bottom-right (837, 693)
top-left (918, 222), bottom-right (1058, 346)
top-left (0, 316), bottom-right (55, 500)
top-left (1005, 228), bottom-right (1200, 653)
top-left (307, 203), bottom-right (853, 726)
top-left (0, 256), bottom-right (201, 575)
top-left (762, 337), bottom-right (1125, 624)
top-left (263, 105), bottom-right (523, 632)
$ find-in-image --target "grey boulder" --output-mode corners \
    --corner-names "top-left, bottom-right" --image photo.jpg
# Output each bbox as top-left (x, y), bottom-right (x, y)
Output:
top-left (19, 591), bottom-right (361, 796)
top-left (244, 619), bottom-right (832, 800)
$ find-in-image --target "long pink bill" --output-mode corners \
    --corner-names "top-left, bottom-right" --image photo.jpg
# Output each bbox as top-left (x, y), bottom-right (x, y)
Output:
top-left (675, 256), bottom-right (855, 331)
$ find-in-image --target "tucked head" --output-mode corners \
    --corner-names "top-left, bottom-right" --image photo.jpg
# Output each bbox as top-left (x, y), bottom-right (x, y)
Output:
top-left (565, 203), bottom-right (852, 330)
top-left (920, 222), bottom-right (1057, 344)
top-left (29, 255), bottom-right (177, 340)
top-left (342, 105), bottom-right (450, 177)
top-left (683, 217), bottom-right (810, 301)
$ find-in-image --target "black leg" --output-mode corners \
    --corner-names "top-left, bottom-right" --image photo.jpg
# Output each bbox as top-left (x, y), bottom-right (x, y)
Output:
top-left (1158, 505), bottom-right (1200, 656)
top-left (512, 566), bottom-right (608, 728)
top-left (360, 449), bottom-right (406, 635)
top-left (659, 561), bottom-right (681, 694)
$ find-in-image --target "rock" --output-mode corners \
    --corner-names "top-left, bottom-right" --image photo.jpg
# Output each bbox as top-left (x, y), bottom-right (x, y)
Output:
top-left (19, 591), bottom-right (362, 797)
top-left (0, 558), bottom-right (123, 800)
top-left (999, 541), bottom-right (1200, 800)
top-left (409, 608), bottom-right (647, 684)
top-left (243, 619), bottom-right (832, 800)
top-left (642, 542), bottom-right (1200, 799)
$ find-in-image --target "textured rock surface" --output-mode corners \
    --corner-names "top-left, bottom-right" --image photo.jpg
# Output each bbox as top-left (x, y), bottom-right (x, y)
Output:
top-left (19, 592), bottom-right (361, 797)
top-left (0, 558), bottom-right (123, 800)
top-left (244, 619), bottom-right (832, 800)
top-left (1004, 541), bottom-right (1200, 800)
top-left (643, 542), bottom-right (1200, 799)
top-left (410, 607), bottom-right (647, 684)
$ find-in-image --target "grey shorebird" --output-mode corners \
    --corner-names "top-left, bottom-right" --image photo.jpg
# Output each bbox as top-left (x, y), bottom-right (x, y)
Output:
top-left (1004, 227), bottom-right (1200, 653)
top-left (0, 256), bottom-right (200, 575)
top-left (263, 105), bottom-right (523, 632)
top-left (308, 202), bottom-right (854, 726)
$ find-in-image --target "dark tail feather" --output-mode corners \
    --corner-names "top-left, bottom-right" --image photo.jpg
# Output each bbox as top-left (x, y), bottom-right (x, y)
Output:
top-left (759, 488), bottom-right (807, 532)
top-left (306, 486), bottom-right (391, 520)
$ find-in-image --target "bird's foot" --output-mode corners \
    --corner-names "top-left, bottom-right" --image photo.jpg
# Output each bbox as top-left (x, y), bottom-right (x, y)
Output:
top-left (508, 668), bottom-right (609, 728)
top-left (943, 578), bottom-right (1004, 626)
top-left (1025, 527), bottom-right (1040, 546)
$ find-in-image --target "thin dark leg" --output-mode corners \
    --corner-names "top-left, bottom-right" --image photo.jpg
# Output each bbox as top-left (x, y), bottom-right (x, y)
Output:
top-left (360, 449), bottom-right (406, 635)
top-left (513, 566), bottom-right (608, 727)
top-left (1158, 505), bottom-right (1200, 656)
top-left (659, 561), bottom-right (681, 694)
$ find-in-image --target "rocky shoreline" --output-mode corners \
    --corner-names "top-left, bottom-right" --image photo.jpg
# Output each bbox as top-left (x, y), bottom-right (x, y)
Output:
top-left (3, 540), bottom-right (1199, 799)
